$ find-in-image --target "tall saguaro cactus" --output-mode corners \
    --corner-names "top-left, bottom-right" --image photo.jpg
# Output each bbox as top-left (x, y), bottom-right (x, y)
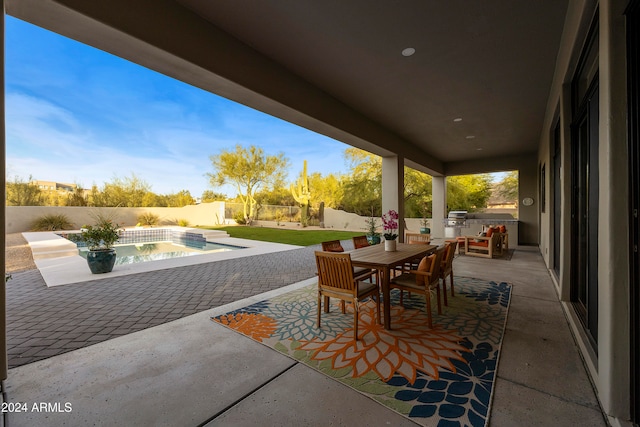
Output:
top-left (291, 160), bottom-right (311, 226)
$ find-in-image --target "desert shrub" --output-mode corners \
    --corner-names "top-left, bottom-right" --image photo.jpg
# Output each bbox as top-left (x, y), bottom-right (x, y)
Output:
top-left (234, 211), bottom-right (246, 225)
top-left (88, 209), bottom-right (121, 228)
top-left (136, 212), bottom-right (160, 227)
top-left (177, 218), bottom-right (190, 227)
top-left (31, 214), bottom-right (74, 231)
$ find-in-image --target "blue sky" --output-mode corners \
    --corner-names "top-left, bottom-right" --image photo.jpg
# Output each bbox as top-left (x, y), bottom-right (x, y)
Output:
top-left (5, 17), bottom-right (352, 198)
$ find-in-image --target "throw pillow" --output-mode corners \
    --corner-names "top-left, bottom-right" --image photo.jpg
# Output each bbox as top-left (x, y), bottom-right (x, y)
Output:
top-left (416, 255), bottom-right (432, 284)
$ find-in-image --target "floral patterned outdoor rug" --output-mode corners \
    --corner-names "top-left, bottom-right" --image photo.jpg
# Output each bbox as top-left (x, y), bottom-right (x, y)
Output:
top-left (212, 277), bottom-right (511, 427)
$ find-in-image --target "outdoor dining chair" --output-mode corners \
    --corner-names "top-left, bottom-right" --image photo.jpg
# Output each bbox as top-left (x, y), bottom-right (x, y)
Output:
top-left (314, 251), bottom-right (381, 341)
top-left (390, 246), bottom-right (446, 328)
top-left (405, 232), bottom-right (431, 244)
top-left (321, 240), bottom-right (346, 252)
top-left (439, 240), bottom-right (458, 306)
top-left (394, 232), bottom-right (431, 275)
top-left (321, 239), bottom-right (377, 284)
top-left (352, 235), bottom-right (370, 249)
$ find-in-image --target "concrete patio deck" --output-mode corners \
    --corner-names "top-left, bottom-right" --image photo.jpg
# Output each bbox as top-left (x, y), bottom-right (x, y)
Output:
top-left (2, 244), bottom-right (607, 426)
top-left (6, 239), bottom-right (314, 367)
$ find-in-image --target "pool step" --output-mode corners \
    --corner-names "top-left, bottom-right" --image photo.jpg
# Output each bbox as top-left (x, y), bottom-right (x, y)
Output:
top-left (22, 232), bottom-right (79, 260)
top-left (186, 229), bottom-right (230, 240)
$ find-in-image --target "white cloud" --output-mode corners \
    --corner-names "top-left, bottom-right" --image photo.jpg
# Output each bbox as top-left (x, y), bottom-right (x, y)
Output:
top-left (6, 90), bottom-right (352, 198)
top-left (6, 92), bottom-right (91, 154)
top-left (5, 92), bottom-right (215, 194)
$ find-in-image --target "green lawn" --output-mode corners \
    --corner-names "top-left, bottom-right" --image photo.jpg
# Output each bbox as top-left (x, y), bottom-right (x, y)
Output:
top-left (205, 226), bottom-right (365, 246)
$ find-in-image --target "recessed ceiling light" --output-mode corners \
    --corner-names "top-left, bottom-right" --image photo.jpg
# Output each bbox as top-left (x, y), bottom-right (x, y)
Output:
top-left (465, 135), bottom-right (475, 139)
top-left (476, 148), bottom-right (483, 151)
top-left (401, 48), bottom-right (415, 57)
top-left (453, 118), bottom-right (463, 122)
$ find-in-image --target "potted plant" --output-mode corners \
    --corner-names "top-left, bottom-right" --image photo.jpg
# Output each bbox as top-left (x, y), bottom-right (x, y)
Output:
top-left (80, 219), bottom-right (122, 274)
top-left (381, 209), bottom-right (399, 251)
top-left (419, 217), bottom-right (431, 234)
top-left (364, 215), bottom-right (381, 245)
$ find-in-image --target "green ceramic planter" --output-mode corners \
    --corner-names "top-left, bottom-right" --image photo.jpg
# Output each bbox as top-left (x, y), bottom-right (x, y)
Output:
top-left (86, 249), bottom-right (117, 274)
top-left (366, 235), bottom-right (381, 245)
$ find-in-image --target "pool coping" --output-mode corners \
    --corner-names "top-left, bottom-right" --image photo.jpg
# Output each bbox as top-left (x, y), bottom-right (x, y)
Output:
top-left (23, 230), bottom-right (302, 287)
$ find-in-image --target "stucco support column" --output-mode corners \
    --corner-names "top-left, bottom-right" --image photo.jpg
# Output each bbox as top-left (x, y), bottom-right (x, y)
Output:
top-left (1, 0), bottom-right (8, 382)
top-left (382, 156), bottom-right (404, 241)
top-left (597, 0), bottom-right (630, 420)
top-left (432, 176), bottom-right (446, 241)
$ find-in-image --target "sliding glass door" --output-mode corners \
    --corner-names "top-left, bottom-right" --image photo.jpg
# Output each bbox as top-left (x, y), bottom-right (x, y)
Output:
top-left (571, 18), bottom-right (599, 348)
top-left (553, 120), bottom-right (561, 277)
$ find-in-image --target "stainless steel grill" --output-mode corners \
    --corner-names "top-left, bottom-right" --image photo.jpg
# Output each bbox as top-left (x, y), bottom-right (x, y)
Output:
top-left (447, 210), bottom-right (468, 227)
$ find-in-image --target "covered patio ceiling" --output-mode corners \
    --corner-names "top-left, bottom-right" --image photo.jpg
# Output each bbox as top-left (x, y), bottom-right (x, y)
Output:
top-left (6, 0), bottom-right (569, 175)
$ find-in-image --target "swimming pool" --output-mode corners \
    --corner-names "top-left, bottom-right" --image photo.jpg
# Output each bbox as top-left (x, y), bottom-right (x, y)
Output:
top-left (78, 241), bottom-right (244, 265)
top-left (60, 228), bottom-right (246, 266)
top-left (26, 229), bottom-right (297, 287)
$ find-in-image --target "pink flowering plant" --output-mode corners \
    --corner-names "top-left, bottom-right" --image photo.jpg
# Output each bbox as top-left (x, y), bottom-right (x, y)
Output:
top-left (381, 209), bottom-right (399, 240)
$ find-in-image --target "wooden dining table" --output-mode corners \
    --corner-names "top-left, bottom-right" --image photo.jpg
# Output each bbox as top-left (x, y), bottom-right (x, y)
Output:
top-left (348, 242), bottom-right (438, 330)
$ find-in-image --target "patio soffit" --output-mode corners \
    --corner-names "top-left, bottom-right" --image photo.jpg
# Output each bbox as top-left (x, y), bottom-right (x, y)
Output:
top-left (7, 0), bottom-right (569, 175)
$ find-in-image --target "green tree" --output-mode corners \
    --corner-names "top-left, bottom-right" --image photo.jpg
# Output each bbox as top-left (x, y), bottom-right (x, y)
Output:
top-left (95, 182), bottom-right (127, 207)
top-left (337, 149), bottom-right (434, 217)
top-left (208, 144), bottom-right (289, 224)
top-left (339, 148), bottom-right (382, 215)
top-left (165, 190), bottom-right (196, 207)
top-left (404, 168), bottom-right (433, 218)
top-left (446, 174), bottom-right (493, 212)
top-left (494, 171), bottom-right (519, 203)
top-left (255, 187), bottom-right (295, 206)
top-left (88, 174), bottom-right (155, 207)
top-left (201, 190), bottom-right (227, 203)
top-left (66, 185), bottom-right (88, 206)
top-left (41, 189), bottom-right (64, 206)
top-left (115, 174), bottom-right (152, 207)
top-left (87, 184), bottom-right (105, 207)
top-left (142, 192), bottom-right (167, 207)
top-left (309, 172), bottom-right (343, 209)
top-left (6, 175), bottom-right (43, 206)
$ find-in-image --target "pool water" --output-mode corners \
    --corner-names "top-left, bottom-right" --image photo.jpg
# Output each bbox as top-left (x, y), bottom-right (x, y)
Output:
top-left (78, 242), bottom-right (243, 265)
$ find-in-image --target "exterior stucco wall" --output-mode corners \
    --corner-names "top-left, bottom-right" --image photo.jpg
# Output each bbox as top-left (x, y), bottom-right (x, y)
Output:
top-left (322, 208), bottom-right (434, 234)
top-left (516, 162), bottom-right (539, 245)
top-left (6, 204), bottom-right (439, 236)
top-left (538, 0), bottom-right (632, 422)
top-left (5, 202), bottom-right (226, 233)
top-left (538, 118), bottom-right (553, 268)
